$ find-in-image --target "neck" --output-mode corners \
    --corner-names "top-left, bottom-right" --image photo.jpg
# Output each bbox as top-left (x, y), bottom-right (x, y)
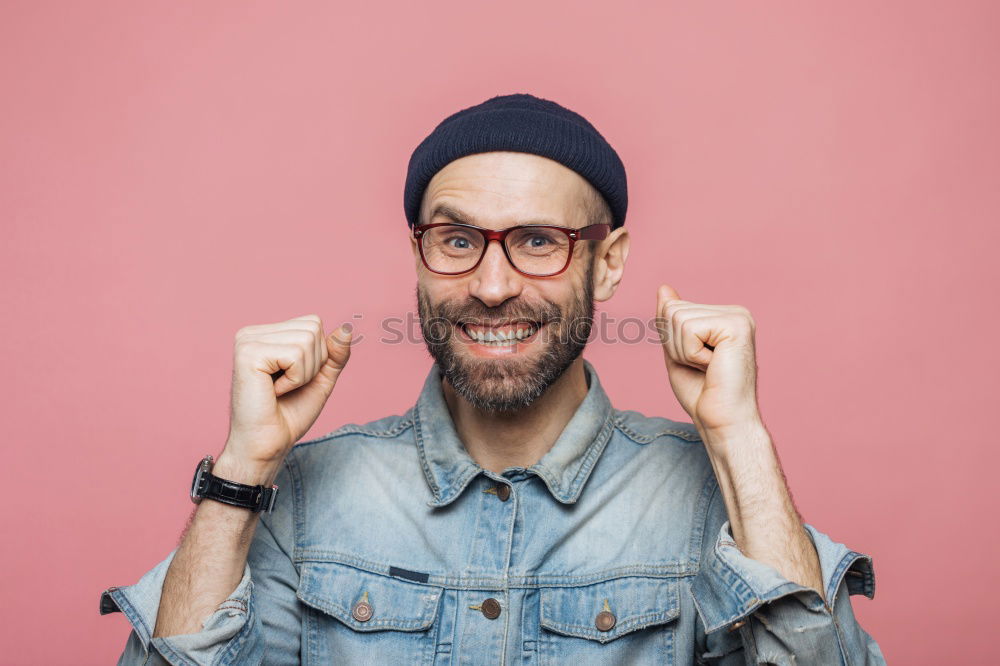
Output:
top-left (442, 357), bottom-right (589, 475)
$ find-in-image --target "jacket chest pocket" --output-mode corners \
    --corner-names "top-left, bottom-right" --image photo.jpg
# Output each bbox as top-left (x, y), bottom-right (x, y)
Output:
top-left (536, 577), bottom-right (680, 666)
top-left (296, 561), bottom-right (444, 665)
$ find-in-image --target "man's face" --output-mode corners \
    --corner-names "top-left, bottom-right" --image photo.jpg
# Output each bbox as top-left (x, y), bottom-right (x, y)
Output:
top-left (414, 151), bottom-right (602, 414)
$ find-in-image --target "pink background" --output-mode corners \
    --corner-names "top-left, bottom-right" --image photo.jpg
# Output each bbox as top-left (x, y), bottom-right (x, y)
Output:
top-left (2, 1), bottom-right (997, 663)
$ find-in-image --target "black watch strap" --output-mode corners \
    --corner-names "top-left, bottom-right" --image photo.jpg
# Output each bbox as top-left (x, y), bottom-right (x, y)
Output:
top-left (192, 455), bottom-right (279, 513)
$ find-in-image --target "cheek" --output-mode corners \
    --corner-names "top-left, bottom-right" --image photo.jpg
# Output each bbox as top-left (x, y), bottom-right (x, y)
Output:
top-left (553, 260), bottom-right (590, 298)
top-left (530, 281), bottom-right (578, 315)
top-left (419, 275), bottom-right (468, 304)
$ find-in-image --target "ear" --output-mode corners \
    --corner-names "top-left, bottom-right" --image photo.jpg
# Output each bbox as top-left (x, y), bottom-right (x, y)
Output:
top-left (592, 227), bottom-right (630, 302)
top-left (410, 231), bottom-right (422, 270)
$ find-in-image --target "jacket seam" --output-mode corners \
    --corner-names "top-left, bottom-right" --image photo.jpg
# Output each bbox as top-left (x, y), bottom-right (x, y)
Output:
top-left (215, 595), bottom-right (258, 666)
top-left (412, 405), bottom-right (442, 498)
top-left (612, 413), bottom-right (703, 444)
top-left (532, 410), bottom-right (615, 503)
top-left (293, 415), bottom-right (416, 450)
top-left (295, 554), bottom-right (698, 585)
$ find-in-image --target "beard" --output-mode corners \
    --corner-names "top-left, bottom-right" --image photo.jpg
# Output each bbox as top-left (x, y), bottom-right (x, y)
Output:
top-left (417, 268), bottom-right (596, 414)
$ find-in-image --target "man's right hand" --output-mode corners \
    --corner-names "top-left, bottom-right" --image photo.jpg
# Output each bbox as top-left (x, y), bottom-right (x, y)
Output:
top-left (151, 314), bottom-right (352, 641)
top-left (219, 314), bottom-right (353, 480)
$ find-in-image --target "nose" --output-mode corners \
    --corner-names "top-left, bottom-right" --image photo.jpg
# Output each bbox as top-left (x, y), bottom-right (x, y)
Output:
top-left (468, 240), bottom-right (524, 307)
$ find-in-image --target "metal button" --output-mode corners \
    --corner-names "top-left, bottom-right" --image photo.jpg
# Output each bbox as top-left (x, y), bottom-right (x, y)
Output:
top-left (595, 610), bottom-right (616, 631)
top-left (352, 600), bottom-right (373, 622)
top-left (481, 597), bottom-right (502, 619)
top-left (496, 484), bottom-right (511, 501)
top-left (728, 619), bottom-right (746, 632)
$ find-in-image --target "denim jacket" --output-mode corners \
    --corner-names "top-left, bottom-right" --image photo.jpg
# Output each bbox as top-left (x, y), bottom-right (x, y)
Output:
top-left (101, 359), bottom-right (885, 665)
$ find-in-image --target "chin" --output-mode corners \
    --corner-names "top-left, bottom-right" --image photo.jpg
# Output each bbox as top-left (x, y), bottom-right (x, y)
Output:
top-left (438, 338), bottom-right (578, 414)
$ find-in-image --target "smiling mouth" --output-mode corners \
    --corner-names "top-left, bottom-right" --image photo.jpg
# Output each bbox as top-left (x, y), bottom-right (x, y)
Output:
top-left (459, 320), bottom-right (543, 346)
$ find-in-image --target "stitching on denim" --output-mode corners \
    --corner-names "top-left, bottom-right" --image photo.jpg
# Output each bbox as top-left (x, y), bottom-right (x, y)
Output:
top-left (293, 554), bottom-right (697, 586)
top-left (413, 407), bottom-right (442, 499)
top-left (831, 550), bottom-right (875, 602)
top-left (435, 464), bottom-right (482, 505)
top-left (285, 452), bottom-right (307, 568)
top-left (217, 593), bottom-right (258, 665)
top-left (306, 596), bottom-right (440, 631)
top-left (564, 413), bottom-right (616, 500)
top-left (538, 581), bottom-right (681, 638)
top-left (688, 465), bottom-right (717, 564)
top-left (152, 640), bottom-right (197, 666)
top-left (540, 608), bottom-right (681, 641)
top-left (259, 482), bottom-right (295, 568)
top-left (298, 561), bottom-right (443, 630)
top-left (613, 411), bottom-right (702, 444)
top-left (295, 415), bottom-right (416, 451)
top-left (690, 477), bottom-right (765, 633)
top-left (531, 409), bottom-right (615, 503)
top-left (109, 589), bottom-right (151, 647)
top-left (688, 582), bottom-right (715, 636)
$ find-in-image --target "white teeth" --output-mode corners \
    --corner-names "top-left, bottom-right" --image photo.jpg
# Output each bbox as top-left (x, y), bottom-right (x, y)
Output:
top-left (463, 324), bottom-right (539, 345)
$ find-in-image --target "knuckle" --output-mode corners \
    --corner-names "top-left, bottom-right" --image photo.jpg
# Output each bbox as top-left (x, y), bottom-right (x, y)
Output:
top-left (233, 339), bottom-right (259, 362)
top-left (292, 329), bottom-right (315, 347)
top-left (302, 317), bottom-right (322, 333)
top-left (235, 323), bottom-right (266, 340)
top-left (295, 314), bottom-right (322, 327)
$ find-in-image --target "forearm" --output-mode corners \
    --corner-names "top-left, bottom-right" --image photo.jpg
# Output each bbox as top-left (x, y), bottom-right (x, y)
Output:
top-left (153, 453), bottom-right (278, 638)
top-left (702, 422), bottom-right (824, 601)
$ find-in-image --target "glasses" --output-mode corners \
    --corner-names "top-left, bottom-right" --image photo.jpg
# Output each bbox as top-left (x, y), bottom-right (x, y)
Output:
top-left (413, 222), bottom-right (611, 277)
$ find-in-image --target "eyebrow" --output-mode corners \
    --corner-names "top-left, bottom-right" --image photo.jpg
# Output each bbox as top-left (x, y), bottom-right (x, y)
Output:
top-left (428, 202), bottom-right (561, 227)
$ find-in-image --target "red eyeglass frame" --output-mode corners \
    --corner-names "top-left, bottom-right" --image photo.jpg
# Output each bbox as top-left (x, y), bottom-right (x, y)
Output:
top-left (412, 222), bottom-right (611, 277)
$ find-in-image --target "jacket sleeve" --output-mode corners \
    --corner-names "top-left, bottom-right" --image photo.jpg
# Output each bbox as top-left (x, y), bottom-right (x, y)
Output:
top-left (690, 479), bottom-right (886, 665)
top-left (100, 465), bottom-right (302, 665)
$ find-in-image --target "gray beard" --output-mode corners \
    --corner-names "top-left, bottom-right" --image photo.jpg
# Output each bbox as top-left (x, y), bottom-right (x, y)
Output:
top-left (416, 276), bottom-right (595, 414)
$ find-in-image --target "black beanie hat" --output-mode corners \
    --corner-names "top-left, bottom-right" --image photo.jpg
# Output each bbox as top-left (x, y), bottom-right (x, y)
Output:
top-left (403, 93), bottom-right (628, 229)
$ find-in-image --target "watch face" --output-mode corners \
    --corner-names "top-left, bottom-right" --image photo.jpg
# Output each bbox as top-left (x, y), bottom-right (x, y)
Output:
top-left (190, 456), bottom-right (212, 503)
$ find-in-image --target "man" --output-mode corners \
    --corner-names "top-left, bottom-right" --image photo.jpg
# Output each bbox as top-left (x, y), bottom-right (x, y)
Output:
top-left (101, 93), bottom-right (885, 664)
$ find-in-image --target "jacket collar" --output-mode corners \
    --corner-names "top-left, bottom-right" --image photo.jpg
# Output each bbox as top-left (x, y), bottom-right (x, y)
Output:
top-left (414, 359), bottom-right (614, 508)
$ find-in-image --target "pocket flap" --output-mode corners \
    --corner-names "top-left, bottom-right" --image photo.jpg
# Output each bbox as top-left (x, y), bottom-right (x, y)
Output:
top-left (296, 561), bottom-right (443, 632)
top-left (539, 577), bottom-right (680, 643)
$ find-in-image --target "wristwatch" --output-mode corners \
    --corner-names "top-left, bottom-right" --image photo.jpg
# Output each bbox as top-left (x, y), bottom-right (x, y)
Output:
top-left (190, 454), bottom-right (279, 513)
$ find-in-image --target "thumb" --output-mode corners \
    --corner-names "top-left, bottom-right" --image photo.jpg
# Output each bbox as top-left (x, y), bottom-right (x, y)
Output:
top-left (324, 323), bottom-right (353, 372)
top-left (309, 323), bottom-right (353, 394)
top-left (655, 284), bottom-right (682, 344)
top-left (657, 283), bottom-right (681, 307)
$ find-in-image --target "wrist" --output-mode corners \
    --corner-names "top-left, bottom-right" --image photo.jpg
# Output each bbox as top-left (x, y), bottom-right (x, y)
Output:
top-left (213, 451), bottom-right (280, 487)
top-left (700, 420), bottom-right (771, 465)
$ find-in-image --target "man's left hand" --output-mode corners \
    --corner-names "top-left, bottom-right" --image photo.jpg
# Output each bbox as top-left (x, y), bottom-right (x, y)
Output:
top-left (655, 284), bottom-right (765, 444)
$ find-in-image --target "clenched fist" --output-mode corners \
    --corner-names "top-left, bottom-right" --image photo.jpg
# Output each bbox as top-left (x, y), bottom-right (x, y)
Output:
top-left (219, 314), bottom-right (353, 480)
top-left (655, 285), bottom-right (763, 445)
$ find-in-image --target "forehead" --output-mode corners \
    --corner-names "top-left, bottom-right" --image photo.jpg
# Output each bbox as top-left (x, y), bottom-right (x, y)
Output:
top-left (420, 151), bottom-right (592, 229)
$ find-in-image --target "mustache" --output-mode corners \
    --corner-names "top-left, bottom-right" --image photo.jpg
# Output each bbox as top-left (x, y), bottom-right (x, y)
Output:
top-left (423, 297), bottom-right (562, 326)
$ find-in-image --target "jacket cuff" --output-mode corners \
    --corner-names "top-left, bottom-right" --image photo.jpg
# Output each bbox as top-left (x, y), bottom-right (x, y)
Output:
top-left (100, 547), bottom-right (255, 665)
top-left (691, 520), bottom-right (875, 634)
